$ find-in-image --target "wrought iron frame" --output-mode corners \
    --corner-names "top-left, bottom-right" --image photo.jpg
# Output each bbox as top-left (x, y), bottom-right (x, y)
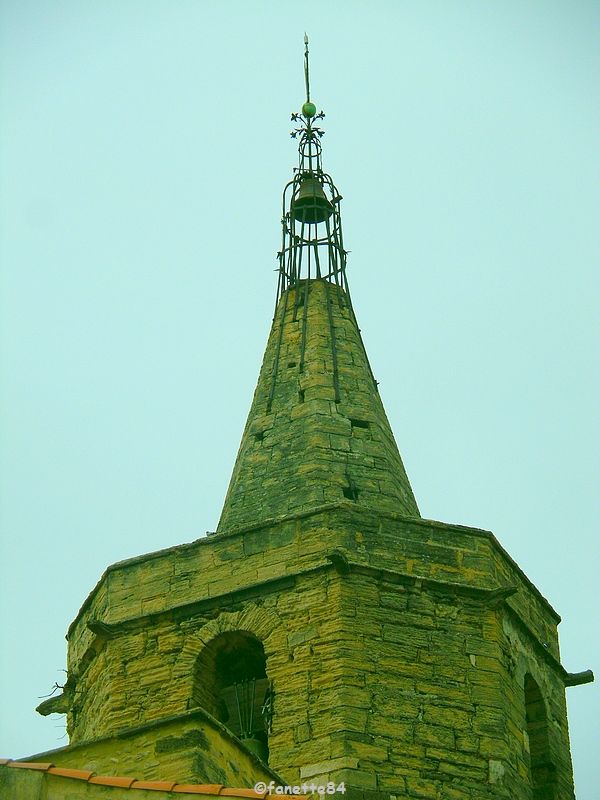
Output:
top-left (266, 37), bottom-right (378, 412)
top-left (276, 161), bottom-right (349, 303)
top-left (275, 37), bottom-right (350, 307)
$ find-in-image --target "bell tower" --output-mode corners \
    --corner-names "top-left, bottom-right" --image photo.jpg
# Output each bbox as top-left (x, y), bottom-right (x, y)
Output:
top-left (26, 37), bottom-right (592, 800)
top-left (218, 38), bottom-right (418, 535)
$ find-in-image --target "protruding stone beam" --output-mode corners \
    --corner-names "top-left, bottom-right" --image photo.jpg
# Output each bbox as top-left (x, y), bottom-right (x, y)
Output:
top-left (564, 669), bottom-right (594, 686)
top-left (36, 692), bottom-right (70, 716)
top-left (35, 673), bottom-right (77, 717)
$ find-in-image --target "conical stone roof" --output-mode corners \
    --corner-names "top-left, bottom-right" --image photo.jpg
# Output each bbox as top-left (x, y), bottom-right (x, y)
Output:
top-left (217, 279), bottom-right (419, 533)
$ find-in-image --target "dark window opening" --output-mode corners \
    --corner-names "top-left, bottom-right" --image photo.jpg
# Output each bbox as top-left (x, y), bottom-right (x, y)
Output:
top-left (298, 389), bottom-right (305, 403)
top-left (192, 632), bottom-right (271, 763)
top-left (524, 673), bottom-right (556, 800)
top-left (254, 431), bottom-right (264, 442)
top-left (287, 361), bottom-right (297, 368)
top-left (350, 419), bottom-right (370, 429)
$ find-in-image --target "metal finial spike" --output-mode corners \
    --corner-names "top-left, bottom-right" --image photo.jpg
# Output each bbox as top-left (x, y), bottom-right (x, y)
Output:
top-left (304, 34), bottom-right (310, 103)
top-left (301, 35), bottom-right (317, 120)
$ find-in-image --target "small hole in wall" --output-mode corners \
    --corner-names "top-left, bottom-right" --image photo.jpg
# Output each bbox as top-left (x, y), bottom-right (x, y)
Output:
top-left (254, 431), bottom-right (264, 442)
top-left (350, 419), bottom-right (370, 429)
top-left (298, 389), bottom-right (305, 403)
top-left (343, 486), bottom-right (359, 502)
top-left (288, 361), bottom-right (297, 368)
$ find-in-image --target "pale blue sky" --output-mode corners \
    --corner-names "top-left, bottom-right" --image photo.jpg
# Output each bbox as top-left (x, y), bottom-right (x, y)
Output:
top-left (1, 1), bottom-right (598, 796)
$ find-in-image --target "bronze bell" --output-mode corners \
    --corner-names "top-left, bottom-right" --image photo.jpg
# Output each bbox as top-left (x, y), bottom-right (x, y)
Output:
top-left (291, 175), bottom-right (333, 224)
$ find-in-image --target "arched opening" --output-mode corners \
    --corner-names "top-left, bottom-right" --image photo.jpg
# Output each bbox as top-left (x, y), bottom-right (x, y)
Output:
top-left (192, 631), bottom-right (271, 762)
top-left (524, 673), bottom-right (556, 799)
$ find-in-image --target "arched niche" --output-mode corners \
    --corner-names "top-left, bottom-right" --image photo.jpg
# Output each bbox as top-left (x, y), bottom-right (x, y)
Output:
top-left (524, 672), bottom-right (556, 799)
top-left (192, 630), bottom-right (271, 762)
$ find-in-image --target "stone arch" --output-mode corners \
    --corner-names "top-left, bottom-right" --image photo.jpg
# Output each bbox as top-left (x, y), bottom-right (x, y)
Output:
top-left (524, 672), bottom-right (556, 800)
top-left (173, 604), bottom-right (285, 761)
top-left (174, 604), bottom-right (284, 682)
top-left (192, 631), bottom-right (269, 752)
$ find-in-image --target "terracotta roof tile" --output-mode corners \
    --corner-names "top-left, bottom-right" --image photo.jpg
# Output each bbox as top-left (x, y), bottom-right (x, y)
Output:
top-left (172, 784), bottom-right (224, 795)
top-left (0, 760), bottom-right (278, 798)
top-left (130, 780), bottom-right (177, 791)
top-left (48, 766), bottom-right (95, 780)
top-left (88, 774), bottom-right (137, 788)
top-left (8, 761), bottom-right (54, 771)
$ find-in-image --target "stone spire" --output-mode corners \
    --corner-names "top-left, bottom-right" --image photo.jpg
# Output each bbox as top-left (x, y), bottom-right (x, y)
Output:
top-left (216, 39), bottom-right (419, 533)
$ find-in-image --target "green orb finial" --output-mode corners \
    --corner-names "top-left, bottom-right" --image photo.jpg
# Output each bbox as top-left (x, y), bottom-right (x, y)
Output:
top-left (302, 101), bottom-right (317, 118)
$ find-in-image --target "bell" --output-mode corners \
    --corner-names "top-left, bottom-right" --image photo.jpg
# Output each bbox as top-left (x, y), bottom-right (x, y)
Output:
top-left (291, 175), bottom-right (333, 224)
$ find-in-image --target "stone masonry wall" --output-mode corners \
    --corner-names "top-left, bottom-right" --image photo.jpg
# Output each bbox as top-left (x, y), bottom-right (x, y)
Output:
top-left (315, 573), bottom-right (573, 799)
top-left (60, 505), bottom-right (575, 798)
top-left (23, 710), bottom-right (276, 787)
top-left (217, 280), bottom-right (419, 532)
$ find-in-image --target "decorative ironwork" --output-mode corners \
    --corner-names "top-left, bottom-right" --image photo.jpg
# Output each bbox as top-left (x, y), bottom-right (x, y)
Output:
top-left (229, 676), bottom-right (271, 761)
top-left (267, 36), bottom-right (380, 413)
top-left (276, 34), bottom-right (350, 306)
top-left (233, 678), bottom-right (257, 739)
